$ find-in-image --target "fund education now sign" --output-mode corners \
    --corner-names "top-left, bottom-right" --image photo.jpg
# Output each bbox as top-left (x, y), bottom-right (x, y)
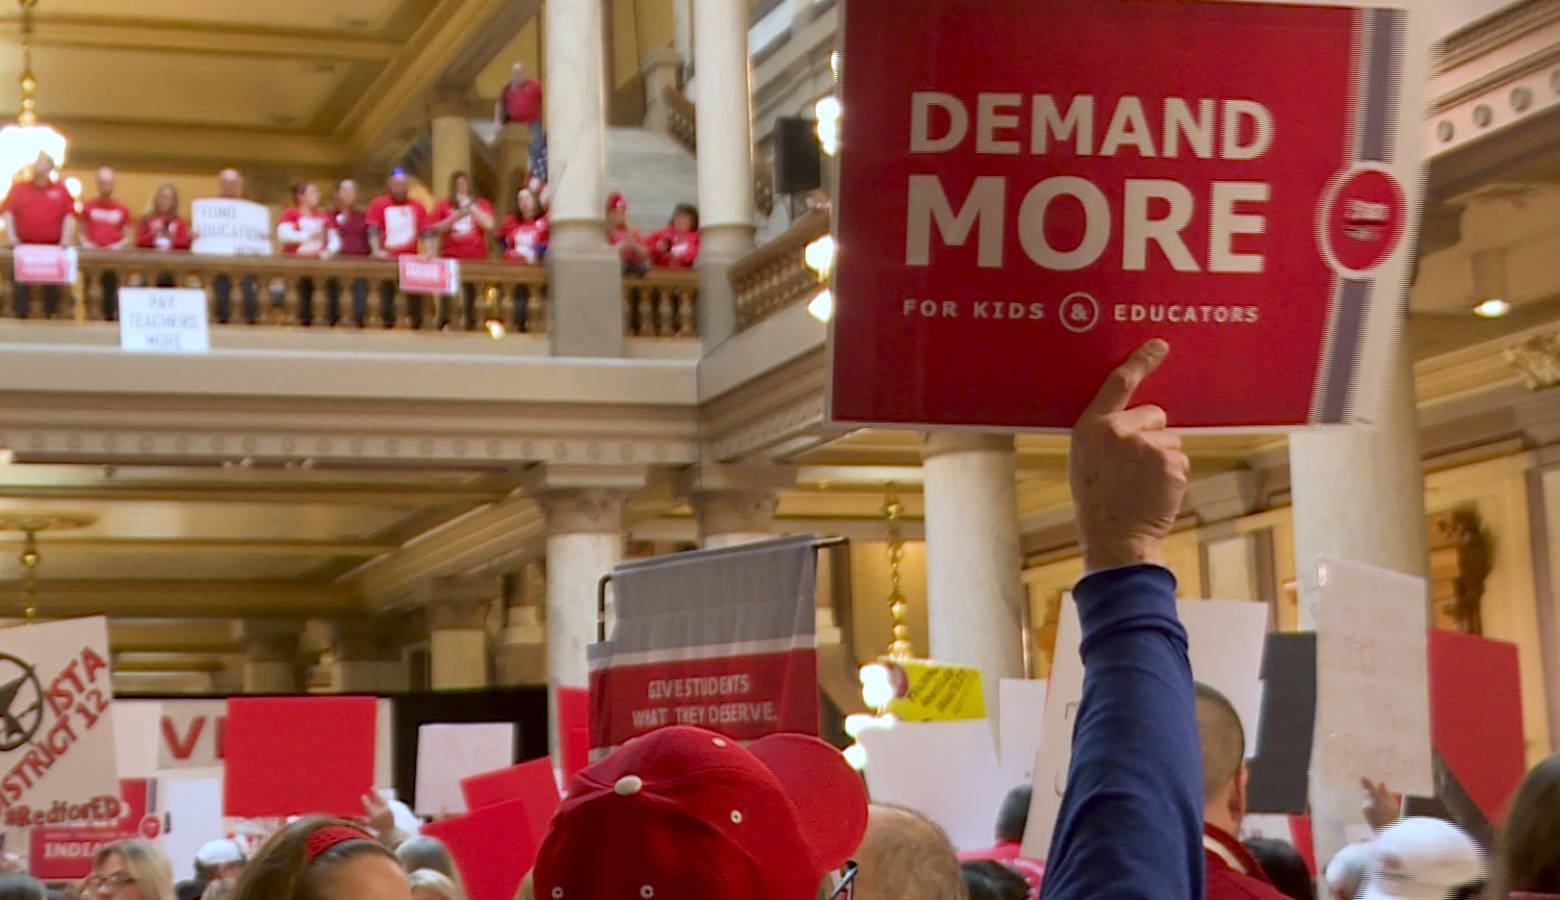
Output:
top-left (830, 0), bottom-right (1427, 430)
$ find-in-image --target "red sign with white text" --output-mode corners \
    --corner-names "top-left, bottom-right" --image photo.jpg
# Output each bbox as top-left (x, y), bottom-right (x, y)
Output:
top-left (29, 779), bottom-right (152, 881)
top-left (830, 0), bottom-right (1423, 429)
top-left (398, 256), bottom-right (460, 295)
top-left (13, 244), bottom-right (77, 284)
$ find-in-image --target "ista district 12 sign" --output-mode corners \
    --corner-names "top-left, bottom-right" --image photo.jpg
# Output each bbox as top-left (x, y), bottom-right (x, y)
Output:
top-left (828, 0), bottom-right (1427, 430)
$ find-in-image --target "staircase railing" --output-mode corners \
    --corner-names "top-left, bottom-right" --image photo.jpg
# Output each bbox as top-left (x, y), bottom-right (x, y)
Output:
top-left (660, 85), bottom-right (776, 218)
top-left (729, 209), bottom-right (829, 330)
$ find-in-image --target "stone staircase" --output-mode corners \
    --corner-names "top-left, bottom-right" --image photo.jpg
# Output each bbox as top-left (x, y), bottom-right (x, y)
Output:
top-left (605, 126), bottom-right (700, 234)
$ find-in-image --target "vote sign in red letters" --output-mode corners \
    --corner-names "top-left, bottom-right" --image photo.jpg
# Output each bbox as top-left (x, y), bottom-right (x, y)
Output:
top-left (830, 0), bottom-right (1423, 429)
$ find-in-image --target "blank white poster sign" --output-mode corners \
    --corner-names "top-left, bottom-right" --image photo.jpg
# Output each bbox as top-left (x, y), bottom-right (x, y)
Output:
top-left (998, 679), bottom-right (1047, 786)
top-left (1023, 597), bottom-right (1270, 858)
top-left (860, 720), bottom-right (1009, 851)
top-left (414, 723), bottom-right (516, 816)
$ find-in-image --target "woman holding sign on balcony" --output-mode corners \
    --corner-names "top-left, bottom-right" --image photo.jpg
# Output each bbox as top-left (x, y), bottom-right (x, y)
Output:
top-left (499, 186), bottom-right (548, 332)
top-left (278, 181), bottom-right (341, 327)
top-left (429, 171), bottom-right (493, 329)
top-left (136, 183), bottom-right (191, 289)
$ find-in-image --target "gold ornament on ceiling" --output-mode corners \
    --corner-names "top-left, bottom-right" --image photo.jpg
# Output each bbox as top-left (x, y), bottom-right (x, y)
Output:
top-left (0, 512), bottom-right (97, 623)
top-left (0, 0), bottom-right (68, 180)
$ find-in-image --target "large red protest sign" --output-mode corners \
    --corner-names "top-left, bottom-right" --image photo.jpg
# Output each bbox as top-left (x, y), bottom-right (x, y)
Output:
top-left (830, 0), bottom-right (1425, 429)
top-left (1427, 629), bottom-right (1525, 822)
top-left (223, 696), bottom-right (376, 818)
top-left (29, 779), bottom-right (155, 881)
top-left (588, 535), bottom-right (820, 752)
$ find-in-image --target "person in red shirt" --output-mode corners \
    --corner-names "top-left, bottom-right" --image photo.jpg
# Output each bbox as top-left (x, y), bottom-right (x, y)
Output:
top-left (366, 169), bottom-right (430, 329)
top-left (277, 181), bottom-right (340, 327)
top-left (136, 183), bottom-right (192, 252)
top-left (429, 171), bottom-right (493, 329)
top-left (960, 784), bottom-right (1045, 898)
top-left (499, 186), bottom-right (548, 332)
top-left (646, 203), bottom-right (701, 268)
top-left (606, 191), bottom-right (649, 276)
top-left (326, 177), bottom-right (371, 327)
top-left (2, 153), bottom-right (75, 318)
top-left (495, 62), bottom-right (547, 171)
top-left (1197, 683), bottom-right (1293, 900)
top-left (77, 166), bottom-right (133, 320)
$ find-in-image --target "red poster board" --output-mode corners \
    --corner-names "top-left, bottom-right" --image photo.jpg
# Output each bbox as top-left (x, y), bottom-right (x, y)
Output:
top-left (398, 256), bottom-right (460, 295)
top-left (459, 758), bottom-right (561, 852)
top-left (422, 797), bottom-right (543, 900)
top-left (29, 779), bottom-right (155, 881)
top-left (830, 0), bottom-right (1425, 430)
top-left (1427, 629), bottom-right (1526, 821)
top-left (556, 687), bottom-right (591, 781)
top-left (223, 697), bottom-right (377, 818)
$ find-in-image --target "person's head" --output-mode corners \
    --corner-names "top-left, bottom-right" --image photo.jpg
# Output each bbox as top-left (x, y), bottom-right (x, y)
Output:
top-left (1491, 752), bottom-right (1560, 898)
top-left (394, 838), bottom-right (462, 891)
top-left (217, 168), bottom-right (243, 198)
top-left (232, 817), bottom-right (409, 900)
top-left (515, 188), bottom-right (539, 220)
top-left (853, 804), bottom-right (967, 900)
top-left (388, 170), bottom-right (409, 201)
top-left (670, 203), bottom-right (698, 232)
top-left (30, 153), bottom-right (53, 185)
top-left (94, 167), bottom-right (115, 198)
top-left (0, 874), bottom-right (45, 900)
top-left (1245, 838), bottom-right (1315, 900)
top-left (1326, 842), bottom-right (1373, 900)
top-left (194, 840), bottom-right (246, 883)
top-left (606, 191), bottom-right (627, 227)
top-left (149, 183), bottom-right (178, 217)
top-left (447, 171), bottom-right (470, 201)
top-left (1360, 817), bottom-right (1484, 900)
top-left (960, 861), bottom-right (1027, 900)
top-left (200, 882), bottom-right (235, 900)
top-left (509, 62), bottom-right (525, 85)
top-left (88, 840), bottom-right (175, 900)
top-left (294, 182), bottom-right (319, 210)
top-left (335, 178), bottom-right (358, 209)
top-left (533, 725), bottom-right (867, 900)
top-left (1195, 681), bottom-right (1247, 835)
top-left (407, 870), bottom-right (461, 900)
top-left (994, 784), bottom-right (1032, 843)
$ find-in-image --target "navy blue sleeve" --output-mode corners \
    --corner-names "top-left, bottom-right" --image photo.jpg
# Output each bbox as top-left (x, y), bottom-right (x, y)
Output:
top-left (1038, 565), bottom-right (1204, 900)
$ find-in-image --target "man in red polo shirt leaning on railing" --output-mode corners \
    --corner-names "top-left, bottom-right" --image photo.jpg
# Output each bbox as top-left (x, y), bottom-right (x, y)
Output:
top-left (2, 152), bottom-right (75, 319)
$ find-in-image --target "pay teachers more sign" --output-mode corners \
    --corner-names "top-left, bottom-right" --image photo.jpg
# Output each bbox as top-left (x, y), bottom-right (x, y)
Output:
top-left (0, 617), bottom-right (119, 829)
top-left (830, 0), bottom-right (1426, 430)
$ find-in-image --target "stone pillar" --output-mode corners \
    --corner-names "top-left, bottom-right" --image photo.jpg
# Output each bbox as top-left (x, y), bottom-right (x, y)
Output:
top-left (675, 465), bottom-right (795, 548)
top-left (673, 0), bottom-right (693, 70)
top-left (237, 620), bottom-right (303, 694)
top-left (544, 0), bottom-right (623, 357)
top-left (430, 86), bottom-right (473, 199)
top-left (641, 49), bottom-right (683, 134)
top-left (692, 0), bottom-right (756, 345)
top-left (331, 619), bottom-right (407, 694)
top-left (526, 465), bottom-right (644, 752)
top-left (1289, 350), bottom-right (1430, 868)
top-left (920, 432), bottom-right (1025, 727)
top-left (497, 562), bottom-right (549, 685)
top-left (423, 576), bottom-right (498, 690)
top-left (497, 123), bottom-right (535, 214)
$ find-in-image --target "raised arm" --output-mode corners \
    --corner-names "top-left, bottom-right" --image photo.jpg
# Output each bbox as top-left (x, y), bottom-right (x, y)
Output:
top-left (1040, 340), bottom-right (1203, 900)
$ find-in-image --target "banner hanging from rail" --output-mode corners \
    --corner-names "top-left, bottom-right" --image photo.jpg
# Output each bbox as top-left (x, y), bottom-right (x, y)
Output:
top-left (829, 0), bottom-right (1428, 430)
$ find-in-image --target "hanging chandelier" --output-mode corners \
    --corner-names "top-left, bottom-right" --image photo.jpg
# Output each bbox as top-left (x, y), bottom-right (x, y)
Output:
top-left (0, 0), bottom-right (67, 181)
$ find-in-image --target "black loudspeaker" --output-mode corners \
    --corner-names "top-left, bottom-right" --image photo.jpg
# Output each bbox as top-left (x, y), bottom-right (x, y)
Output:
top-left (774, 116), bottom-right (823, 194)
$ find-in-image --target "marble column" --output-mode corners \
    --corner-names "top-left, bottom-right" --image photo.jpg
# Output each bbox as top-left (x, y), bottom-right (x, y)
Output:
top-left (237, 620), bottom-right (303, 694)
top-left (430, 86), bottom-right (473, 199)
top-left (544, 0), bottom-right (623, 357)
top-left (920, 432), bottom-right (1026, 728)
top-left (1289, 350), bottom-right (1430, 869)
top-left (424, 576), bottom-right (498, 690)
top-left (692, 0), bottom-right (756, 345)
top-left (331, 618), bottom-right (407, 694)
top-left (673, 0), bottom-right (693, 69)
top-left (526, 465), bottom-right (645, 752)
top-left (675, 464), bottom-right (795, 548)
top-left (497, 562), bottom-right (549, 686)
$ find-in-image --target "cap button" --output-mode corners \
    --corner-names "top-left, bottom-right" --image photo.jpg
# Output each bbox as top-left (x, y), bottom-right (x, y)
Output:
top-left (614, 775), bottom-right (644, 796)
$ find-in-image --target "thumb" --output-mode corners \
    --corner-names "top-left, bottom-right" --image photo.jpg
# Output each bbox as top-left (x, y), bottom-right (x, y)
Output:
top-left (1083, 339), bottom-right (1170, 417)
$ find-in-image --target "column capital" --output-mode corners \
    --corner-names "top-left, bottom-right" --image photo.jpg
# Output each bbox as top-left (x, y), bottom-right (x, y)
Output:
top-left (234, 619), bottom-right (303, 662)
top-left (419, 576), bottom-right (500, 630)
top-left (920, 431), bottom-right (1014, 461)
top-left (330, 617), bottom-right (402, 662)
top-left (429, 83), bottom-right (472, 119)
top-left (674, 465), bottom-right (795, 541)
top-left (524, 465), bottom-right (646, 535)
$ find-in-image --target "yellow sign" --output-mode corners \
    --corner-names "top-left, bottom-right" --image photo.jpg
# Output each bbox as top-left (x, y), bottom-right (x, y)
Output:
top-left (882, 658), bottom-right (985, 721)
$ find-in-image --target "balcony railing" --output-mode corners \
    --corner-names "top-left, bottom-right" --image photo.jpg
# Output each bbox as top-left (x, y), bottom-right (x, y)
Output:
top-left (731, 209), bottom-right (829, 330)
top-left (0, 250), bottom-right (701, 339)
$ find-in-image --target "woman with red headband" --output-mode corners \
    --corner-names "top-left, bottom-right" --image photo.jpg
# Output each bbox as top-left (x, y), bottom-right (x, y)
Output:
top-left (233, 818), bottom-right (410, 900)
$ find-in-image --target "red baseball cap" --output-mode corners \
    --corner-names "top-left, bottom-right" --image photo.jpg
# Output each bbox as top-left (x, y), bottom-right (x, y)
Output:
top-left (533, 725), bottom-right (868, 900)
top-left (606, 191), bottom-right (627, 212)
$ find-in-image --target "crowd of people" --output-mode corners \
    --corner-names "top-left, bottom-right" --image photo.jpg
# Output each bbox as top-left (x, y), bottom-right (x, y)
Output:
top-left (0, 343), bottom-right (1546, 900)
top-left (0, 152), bottom-right (701, 329)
